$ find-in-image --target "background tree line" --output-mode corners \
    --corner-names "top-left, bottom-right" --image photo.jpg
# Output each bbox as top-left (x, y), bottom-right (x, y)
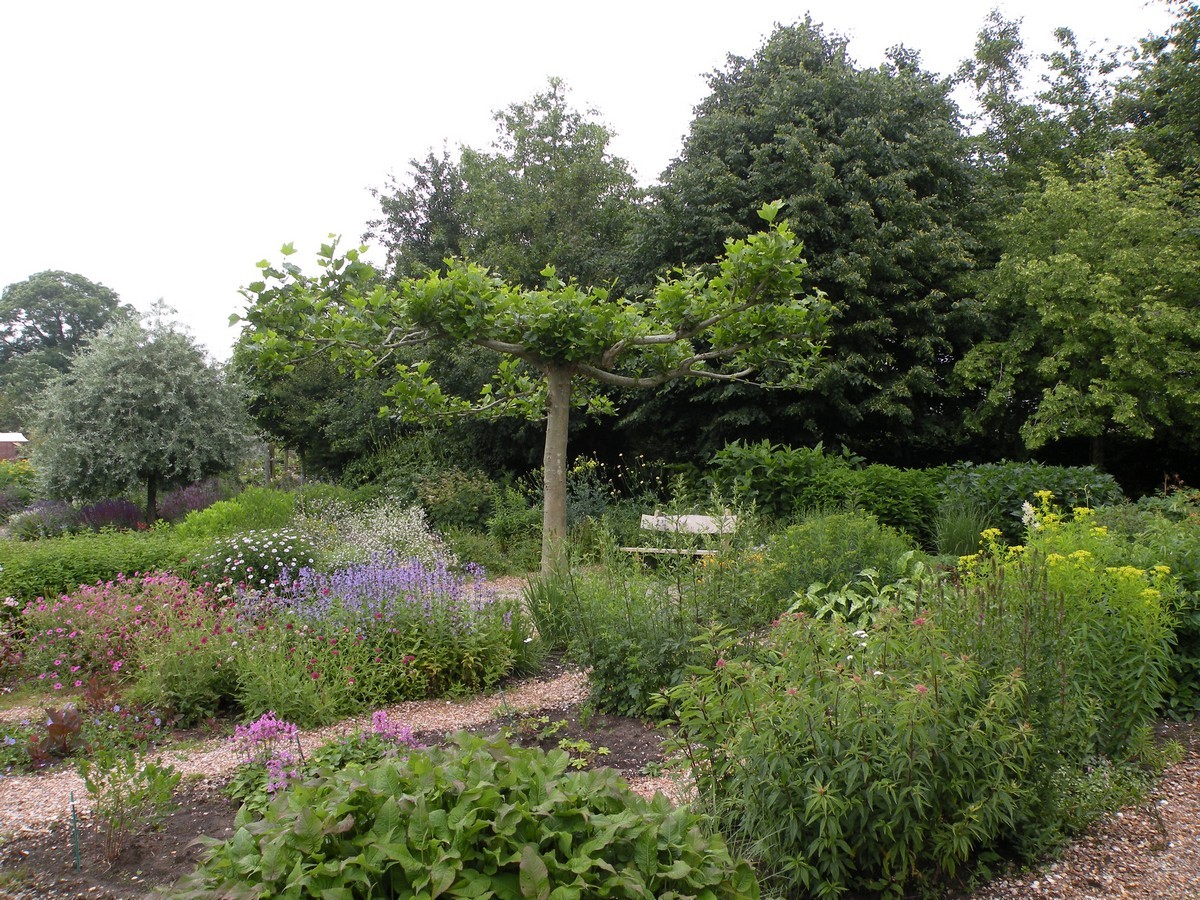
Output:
top-left (7, 4), bottom-right (1199, 501)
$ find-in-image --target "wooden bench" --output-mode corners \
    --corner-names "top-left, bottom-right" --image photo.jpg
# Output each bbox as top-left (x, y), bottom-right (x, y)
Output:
top-left (619, 510), bottom-right (739, 558)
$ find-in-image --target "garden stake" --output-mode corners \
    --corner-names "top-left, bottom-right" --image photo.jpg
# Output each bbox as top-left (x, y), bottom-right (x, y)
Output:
top-left (294, 731), bottom-right (305, 766)
top-left (69, 791), bottom-right (80, 870)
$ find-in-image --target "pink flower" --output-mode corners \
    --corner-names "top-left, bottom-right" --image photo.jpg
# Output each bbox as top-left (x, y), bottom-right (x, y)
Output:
top-left (913, 617), bottom-right (927, 627)
top-left (112, 661), bottom-right (123, 672)
top-left (915, 684), bottom-right (929, 694)
top-left (715, 658), bottom-right (727, 669)
top-left (53, 683), bottom-right (62, 690)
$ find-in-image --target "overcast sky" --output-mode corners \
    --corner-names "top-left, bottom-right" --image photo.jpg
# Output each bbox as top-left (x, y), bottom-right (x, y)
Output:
top-left (0, 0), bottom-right (1174, 360)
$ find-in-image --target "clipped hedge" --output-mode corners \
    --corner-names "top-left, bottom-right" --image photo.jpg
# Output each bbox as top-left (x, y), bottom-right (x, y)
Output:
top-left (709, 441), bottom-right (940, 543)
top-left (0, 528), bottom-right (198, 605)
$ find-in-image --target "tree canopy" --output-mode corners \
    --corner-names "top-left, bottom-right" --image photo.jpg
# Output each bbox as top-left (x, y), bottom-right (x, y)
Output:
top-left (238, 204), bottom-right (831, 571)
top-left (34, 311), bottom-right (250, 521)
top-left (0, 270), bottom-right (136, 429)
top-left (636, 20), bottom-right (979, 460)
top-left (955, 149), bottom-right (1200, 466)
top-left (367, 78), bottom-right (642, 290)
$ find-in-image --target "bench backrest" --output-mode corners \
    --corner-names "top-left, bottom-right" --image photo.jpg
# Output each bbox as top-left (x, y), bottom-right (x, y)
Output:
top-left (640, 513), bottom-right (738, 535)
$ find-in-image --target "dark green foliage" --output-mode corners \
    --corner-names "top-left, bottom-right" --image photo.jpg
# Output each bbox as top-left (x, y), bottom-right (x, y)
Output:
top-left (639, 20), bottom-right (979, 459)
top-left (179, 734), bottom-right (759, 899)
top-left (939, 461), bottom-right (1123, 539)
top-left (416, 466), bottom-right (495, 531)
top-left (0, 527), bottom-right (189, 603)
top-left (753, 511), bottom-right (920, 623)
top-left (709, 440), bottom-right (940, 542)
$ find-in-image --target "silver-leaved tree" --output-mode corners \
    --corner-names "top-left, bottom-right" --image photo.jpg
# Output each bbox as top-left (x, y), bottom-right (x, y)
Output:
top-left (237, 203), bottom-right (832, 573)
top-left (34, 310), bottom-right (250, 522)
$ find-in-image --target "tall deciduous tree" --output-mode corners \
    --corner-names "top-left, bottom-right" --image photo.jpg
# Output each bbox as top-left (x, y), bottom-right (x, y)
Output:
top-left (638, 20), bottom-right (978, 460)
top-left (0, 271), bottom-right (134, 369)
top-left (0, 270), bottom-right (137, 429)
top-left (34, 312), bottom-right (250, 521)
top-left (955, 150), bottom-right (1200, 466)
top-left (1119, 1), bottom-right (1200, 190)
top-left (238, 204), bottom-right (831, 573)
top-left (367, 78), bottom-right (642, 290)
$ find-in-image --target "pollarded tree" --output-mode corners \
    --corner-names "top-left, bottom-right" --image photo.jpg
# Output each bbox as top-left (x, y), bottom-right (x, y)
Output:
top-left (955, 149), bottom-right (1200, 467)
top-left (238, 204), bottom-right (831, 573)
top-left (33, 312), bottom-right (251, 521)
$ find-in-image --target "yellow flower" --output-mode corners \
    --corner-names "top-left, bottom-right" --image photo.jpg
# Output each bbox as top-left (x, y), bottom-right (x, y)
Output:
top-left (1153, 565), bottom-right (1172, 576)
top-left (1072, 506), bottom-right (1095, 519)
top-left (980, 528), bottom-right (1002, 541)
top-left (1034, 490), bottom-right (1054, 502)
top-left (1091, 526), bottom-right (1108, 536)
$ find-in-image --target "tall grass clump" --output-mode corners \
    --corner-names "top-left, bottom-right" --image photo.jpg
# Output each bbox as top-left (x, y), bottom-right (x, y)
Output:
top-left (525, 561), bottom-right (711, 716)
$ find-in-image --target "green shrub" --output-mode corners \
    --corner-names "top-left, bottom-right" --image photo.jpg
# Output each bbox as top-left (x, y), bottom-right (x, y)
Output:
top-left (662, 616), bottom-right (1036, 899)
top-left (0, 527), bottom-right (188, 604)
top-left (937, 461), bottom-right (1123, 539)
top-left (173, 487), bottom-right (295, 542)
top-left (179, 734), bottom-right (759, 899)
top-left (753, 510), bottom-right (920, 624)
top-left (708, 441), bottom-right (941, 542)
top-left (708, 439), bottom-right (851, 520)
top-left (416, 466), bottom-right (495, 531)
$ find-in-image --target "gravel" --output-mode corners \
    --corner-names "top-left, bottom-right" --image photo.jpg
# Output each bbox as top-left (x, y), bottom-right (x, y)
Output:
top-left (2, 673), bottom-right (1197, 897)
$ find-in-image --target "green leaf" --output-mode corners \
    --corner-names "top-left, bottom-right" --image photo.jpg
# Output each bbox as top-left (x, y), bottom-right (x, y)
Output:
top-left (519, 845), bottom-right (551, 900)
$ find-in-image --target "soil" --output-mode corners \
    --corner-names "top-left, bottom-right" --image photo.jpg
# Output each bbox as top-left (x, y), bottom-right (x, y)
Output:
top-left (0, 703), bottom-right (667, 899)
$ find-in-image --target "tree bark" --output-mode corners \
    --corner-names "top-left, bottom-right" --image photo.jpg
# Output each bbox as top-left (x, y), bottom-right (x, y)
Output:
top-left (145, 472), bottom-right (158, 524)
top-left (541, 366), bottom-right (572, 576)
top-left (1090, 434), bottom-right (1105, 469)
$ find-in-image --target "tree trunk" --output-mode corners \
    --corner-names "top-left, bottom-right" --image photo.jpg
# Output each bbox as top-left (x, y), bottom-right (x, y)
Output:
top-left (145, 473), bottom-right (158, 524)
top-left (1090, 434), bottom-right (1105, 469)
top-left (265, 445), bottom-right (275, 485)
top-left (541, 366), bottom-right (572, 576)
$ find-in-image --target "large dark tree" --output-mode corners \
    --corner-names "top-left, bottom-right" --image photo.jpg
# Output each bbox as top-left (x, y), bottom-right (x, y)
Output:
top-left (0, 271), bottom-right (136, 429)
top-left (632, 20), bottom-right (979, 463)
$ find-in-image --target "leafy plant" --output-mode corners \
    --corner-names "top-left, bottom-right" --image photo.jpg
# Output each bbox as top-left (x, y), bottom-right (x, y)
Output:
top-left (180, 733), bottom-right (759, 898)
top-left (661, 616), bottom-right (1036, 899)
top-left (76, 748), bottom-right (180, 860)
top-left (753, 510), bottom-right (920, 625)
